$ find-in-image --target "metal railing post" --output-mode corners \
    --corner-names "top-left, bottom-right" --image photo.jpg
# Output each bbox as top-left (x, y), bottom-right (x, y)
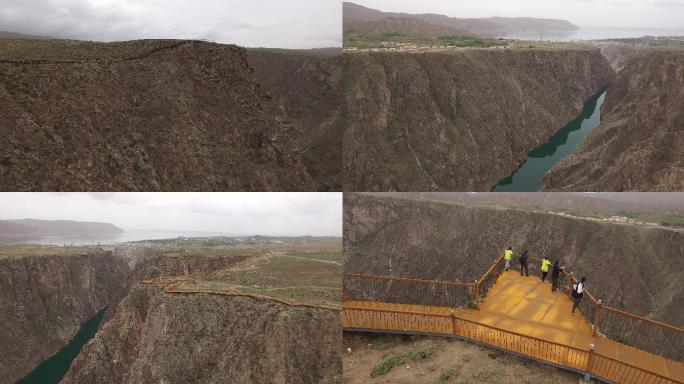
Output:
top-left (593, 300), bottom-right (602, 336)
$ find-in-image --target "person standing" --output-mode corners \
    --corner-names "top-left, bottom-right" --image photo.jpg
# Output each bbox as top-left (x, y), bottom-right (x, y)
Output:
top-left (504, 247), bottom-right (513, 271)
top-left (571, 277), bottom-right (587, 313)
top-left (551, 261), bottom-right (563, 292)
top-left (519, 250), bottom-right (529, 276)
top-left (540, 256), bottom-right (552, 283)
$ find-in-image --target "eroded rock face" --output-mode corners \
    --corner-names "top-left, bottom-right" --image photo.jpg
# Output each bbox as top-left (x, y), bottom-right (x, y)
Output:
top-left (342, 48), bottom-right (615, 191)
top-left (61, 285), bottom-right (342, 384)
top-left (597, 43), bottom-right (645, 73)
top-left (0, 251), bottom-right (130, 383)
top-left (543, 50), bottom-right (684, 191)
top-left (344, 194), bottom-right (684, 359)
top-left (0, 40), bottom-right (315, 191)
top-left (247, 49), bottom-right (343, 191)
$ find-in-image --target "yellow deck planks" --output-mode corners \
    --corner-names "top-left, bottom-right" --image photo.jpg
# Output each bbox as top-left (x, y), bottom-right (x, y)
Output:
top-left (343, 270), bottom-right (683, 384)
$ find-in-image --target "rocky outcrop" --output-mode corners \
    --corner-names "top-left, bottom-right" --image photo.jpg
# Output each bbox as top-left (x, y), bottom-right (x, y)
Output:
top-left (0, 39), bottom-right (315, 191)
top-left (61, 284), bottom-right (342, 384)
top-left (247, 49), bottom-right (343, 191)
top-left (345, 194), bottom-right (684, 329)
top-left (0, 251), bottom-right (130, 383)
top-left (597, 43), bottom-right (645, 73)
top-left (543, 50), bottom-right (684, 191)
top-left (343, 48), bottom-right (615, 191)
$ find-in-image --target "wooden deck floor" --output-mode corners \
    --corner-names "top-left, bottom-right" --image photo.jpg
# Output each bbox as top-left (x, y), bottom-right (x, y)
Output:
top-left (343, 271), bottom-right (684, 383)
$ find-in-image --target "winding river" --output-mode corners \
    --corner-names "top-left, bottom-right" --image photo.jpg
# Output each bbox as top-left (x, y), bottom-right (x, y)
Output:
top-left (492, 89), bottom-right (606, 192)
top-left (16, 307), bottom-right (107, 384)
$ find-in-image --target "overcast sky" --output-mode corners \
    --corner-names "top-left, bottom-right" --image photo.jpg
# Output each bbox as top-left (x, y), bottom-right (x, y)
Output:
top-left (0, 0), bottom-right (341, 48)
top-left (353, 0), bottom-right (684, 29)
top-left (0, 193), bottom-right (342, 236)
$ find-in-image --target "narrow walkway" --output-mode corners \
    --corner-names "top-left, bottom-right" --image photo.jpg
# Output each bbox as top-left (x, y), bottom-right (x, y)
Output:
top-left (343, 271), bottom-right (684, 384)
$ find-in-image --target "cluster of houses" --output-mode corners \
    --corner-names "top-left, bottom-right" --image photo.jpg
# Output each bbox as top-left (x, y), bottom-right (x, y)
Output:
top-left (534, 210), bottom-right (660, 227)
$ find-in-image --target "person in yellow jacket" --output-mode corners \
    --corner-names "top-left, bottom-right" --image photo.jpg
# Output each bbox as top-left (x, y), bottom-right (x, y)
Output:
top-left (540, 256), bottom-right (552, 283)
top-left (503, 247), bottom-right (513, 271)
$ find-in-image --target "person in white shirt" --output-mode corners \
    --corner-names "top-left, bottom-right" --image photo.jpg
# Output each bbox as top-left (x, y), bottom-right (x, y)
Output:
top-left (571, 277), bottom-right (586, 314)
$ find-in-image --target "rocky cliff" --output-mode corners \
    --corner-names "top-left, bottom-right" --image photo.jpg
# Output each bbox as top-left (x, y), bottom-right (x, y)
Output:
top-left (0, 251), bottom-right (130, 383)
top-left (61, 284), bottom-right (342, 384)
top-left (0, 39), bottom-right (315, 191)
top-left (247, 49), bottom-right (343, 191)
top-left (543, 50), bottom-right (684, 191)
top-left (343, 48), bottom-right (615, 191)
top-left (344, 194), bottom-right (684, 331)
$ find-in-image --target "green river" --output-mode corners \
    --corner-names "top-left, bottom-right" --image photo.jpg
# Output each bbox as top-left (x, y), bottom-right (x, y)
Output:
top-left (16, 307), bottom-right (107, 384)
top-left (492, 90), bottom-right (606, 192)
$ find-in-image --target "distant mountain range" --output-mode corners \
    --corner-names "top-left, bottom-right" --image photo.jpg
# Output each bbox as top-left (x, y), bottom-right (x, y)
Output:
top-left (343, 2), bottom-right (579, 38)
top-left (366, 192), bottom-right (684, 216)
top-left (0, 219), bottom-right (123, 238)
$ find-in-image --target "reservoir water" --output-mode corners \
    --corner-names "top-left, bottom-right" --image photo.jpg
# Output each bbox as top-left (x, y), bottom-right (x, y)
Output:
top-left (16, 307), bottom-right (107, 384)
top-left (0, 229), bottom-right (237, 246)
top-left (492, 90), bottom-right (605, 192)
top-left (501, 26), bottom-right (684, 42)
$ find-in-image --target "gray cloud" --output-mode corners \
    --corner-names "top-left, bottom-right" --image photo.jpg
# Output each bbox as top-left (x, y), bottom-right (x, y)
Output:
top-left (0, 193), bottom-right (342, 237)
top-left (0, 0), bottom-right (341, 48)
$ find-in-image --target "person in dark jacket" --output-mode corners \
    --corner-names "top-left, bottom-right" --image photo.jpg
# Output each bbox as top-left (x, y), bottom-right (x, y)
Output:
top-left (519, 250), bottom-right (529, 276)
top-left (551, 261), bottom-right (563, 292)
top-left (571, 277), bottom-right (587, 314)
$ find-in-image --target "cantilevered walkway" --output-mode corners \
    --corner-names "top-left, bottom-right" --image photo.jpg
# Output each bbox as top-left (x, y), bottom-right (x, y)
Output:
top-left (343, 262), bottom-right (684, 384)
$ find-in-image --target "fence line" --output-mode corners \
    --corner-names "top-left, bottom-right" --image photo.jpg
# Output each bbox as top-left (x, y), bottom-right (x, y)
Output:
top-left (342, 304), bottom-right (684, 384)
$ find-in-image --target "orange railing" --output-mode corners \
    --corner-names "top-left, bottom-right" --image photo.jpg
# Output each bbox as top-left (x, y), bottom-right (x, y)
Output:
top-left (342, 302), bottom-right (683, 384)
top-left (343, 272), bottom-right (474, 308)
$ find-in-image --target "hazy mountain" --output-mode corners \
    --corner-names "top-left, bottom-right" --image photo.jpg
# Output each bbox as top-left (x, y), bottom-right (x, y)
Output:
top-left (1, 219), bottom-right (124, 237)
top-left (343, 2), bottom-right (579, 37)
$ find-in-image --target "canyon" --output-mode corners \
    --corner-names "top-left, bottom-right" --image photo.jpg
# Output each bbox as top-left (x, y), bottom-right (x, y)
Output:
top-left (343, 42), bottom-right (684, 191)
top-left (543, 48), bottom-right (684, 191)
top-left (1, 239), bottom-right (342, 384)
top-left (0, 250), bottom-right (130, 383)
top-left (343, 47), bottom-right (614, 191)
top-left (247, 48), bottom-right (343, 191)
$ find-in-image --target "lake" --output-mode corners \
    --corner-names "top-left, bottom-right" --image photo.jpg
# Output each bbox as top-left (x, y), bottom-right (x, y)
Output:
top-left (0, 229), bottom-right (236, 246)
top-left (501, 26), bottom-right (684, 41)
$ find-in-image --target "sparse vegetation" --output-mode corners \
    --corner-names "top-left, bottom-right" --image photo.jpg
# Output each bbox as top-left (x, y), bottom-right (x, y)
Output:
top-left (438, 36), bottom-right (507, 48)
top-left (286, 251), bottom-right (342, 262)
top-left (343, 31), bottom-right (508, 49)
top-left (439, 364), bottom-right (464, 381)
top-left (373, 335), bottom-right (401, 350)
top-left (386, 124), bottom-right (396, 143)
top-left (370, 346), bottom-right (437, 377)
